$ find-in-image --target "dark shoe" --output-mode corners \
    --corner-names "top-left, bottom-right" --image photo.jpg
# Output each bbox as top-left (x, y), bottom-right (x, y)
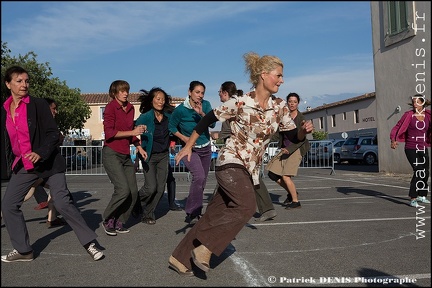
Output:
top-left (255, 209), bottom-right (277, 222)
top-left (283, 192), bottom-right (298, 205)
top-left (102, 218), bottom-right (117, 236)
top-left (285, 201), bottom-right (301, 209)
top-left (191, 245), bottom-right (211, 272)
top-left (1, 249), bottom-right (34, 262)
top-left (142, 217), bottom-right (156, 225)
top-left (283, 194), bottom-right (293, 205)
top-left (169, 205), bottom-right (183, 211)
top-left (168, 255), bottom-right (194, 277)
top-left (46, 217), bottom-right (67, 228)
top-left (34, 201), bottom-right (48, 210)
top-left (115, 220), bottom-right (130, 233)
top-left (185, 214), bottom-right (200, 225)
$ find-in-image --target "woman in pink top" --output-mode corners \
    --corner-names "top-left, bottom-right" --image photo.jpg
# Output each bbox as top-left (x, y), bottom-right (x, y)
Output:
top-left (390, 94), bottom-right (431, 207)
top-left (1, 66), bottom-right (104, 262)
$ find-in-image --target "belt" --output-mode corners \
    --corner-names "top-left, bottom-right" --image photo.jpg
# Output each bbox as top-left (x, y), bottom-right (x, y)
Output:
top-left (194, 141), bottom-right (210, 149)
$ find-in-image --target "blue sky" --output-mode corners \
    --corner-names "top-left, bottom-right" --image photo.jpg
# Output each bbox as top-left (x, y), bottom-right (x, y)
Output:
top-left (1, 1), bottom-right (375, 113)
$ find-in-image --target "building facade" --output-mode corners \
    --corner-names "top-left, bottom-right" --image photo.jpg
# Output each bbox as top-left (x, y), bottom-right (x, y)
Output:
top-left (302, 92), bottom-right (377, 140)
top-left (371, 1), bottom-right (431, 174)
top-left (81, 92), bottom-right (184, 142)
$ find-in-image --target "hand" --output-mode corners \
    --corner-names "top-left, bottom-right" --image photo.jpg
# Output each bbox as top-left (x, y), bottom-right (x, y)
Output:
top-left (281, 148), bottom-right (290, 154)
top-left (391, 141), bottom-right (398, 149)
top-left (140, 150), bottom-right (148, 161)
top-left (192, 101), bottom-right (204, 116)
top-left (24, 152), bottom-right (41, 164)
top-left (134, 125), bottom-right (147, 136)
top-left (301, 120), bottom-right (314, 134)
top-left (175, 146), bottom-right (192, 165)
top-left (136, 146), bottom-right (147, 161)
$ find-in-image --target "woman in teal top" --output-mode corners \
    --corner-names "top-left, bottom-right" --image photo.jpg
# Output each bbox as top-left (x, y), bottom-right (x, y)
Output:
top-left (135, 87), bottom-right (174, 224)
top-left (169, 81), bottom-right (215, 224)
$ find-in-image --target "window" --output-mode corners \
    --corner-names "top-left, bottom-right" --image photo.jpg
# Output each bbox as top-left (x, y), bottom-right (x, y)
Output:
top-left (389, 1), bottom-right (409, 34)
top-left (331, 114), bottom-right (336, 127)
top-left (361, 138), bottom-right (372, 145)
top-left (343, 112), bottom-right (346, 121)
top-left (383, 1), bottom-right (416, 47)
top-left (354, 110), bottom-right (359, 124)
top-left (319, 117), bottom-right (324, 129)
top-left (100, 107), bottom-right (105, 121)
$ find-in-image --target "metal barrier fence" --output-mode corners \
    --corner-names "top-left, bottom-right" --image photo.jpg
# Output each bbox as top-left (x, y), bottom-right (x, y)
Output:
top-left (60, 144), bottom-right (219, 175)
top-left (61, 141), bottom-right (335, 176)
top-left (261, 140), bottom-right (335, 177)
top-left (60, 145), bottom-right (105, 175)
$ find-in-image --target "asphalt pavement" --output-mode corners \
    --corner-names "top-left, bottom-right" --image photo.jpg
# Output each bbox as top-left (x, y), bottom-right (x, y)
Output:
top-left (1, 165), bottom-right (431, 287)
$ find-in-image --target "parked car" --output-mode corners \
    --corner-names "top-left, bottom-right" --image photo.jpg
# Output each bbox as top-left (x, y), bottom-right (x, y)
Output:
top-left (340, 136), bottom-right (378, 165)
top-left (331, 139), bottom-right (346, 164)
top-left (61, 146), bottom-right (88, 170)
top-left (262, 142), bottom-right (279, 163)
top-left (307, 141), bottom-right (320, 162)
top-left (311, 139), bottom-right (346, 163)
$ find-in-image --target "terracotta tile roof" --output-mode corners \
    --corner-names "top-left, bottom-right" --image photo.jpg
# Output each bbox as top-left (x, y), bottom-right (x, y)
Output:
top-left (302, 92), bottom-right (375, 114)
top-left (81, 92), bottom-right (184, 105)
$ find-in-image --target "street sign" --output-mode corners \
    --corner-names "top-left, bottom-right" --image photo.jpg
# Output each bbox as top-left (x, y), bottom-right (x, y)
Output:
top-left (341, 132), bottom-right (348, 139)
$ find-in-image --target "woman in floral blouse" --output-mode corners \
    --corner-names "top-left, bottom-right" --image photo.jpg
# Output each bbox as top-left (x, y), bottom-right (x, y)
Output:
top-left (167, 52), bottom-right (313, 277)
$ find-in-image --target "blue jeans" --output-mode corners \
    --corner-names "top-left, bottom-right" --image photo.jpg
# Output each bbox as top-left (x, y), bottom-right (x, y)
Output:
top-left (182, 144), bottom-right (212, 217)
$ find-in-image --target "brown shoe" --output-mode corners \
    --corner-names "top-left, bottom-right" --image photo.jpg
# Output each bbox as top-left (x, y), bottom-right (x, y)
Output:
top-left (168, 255), bottom-right (194, 277)
top-left (191, 245), bottom-right (211, 272)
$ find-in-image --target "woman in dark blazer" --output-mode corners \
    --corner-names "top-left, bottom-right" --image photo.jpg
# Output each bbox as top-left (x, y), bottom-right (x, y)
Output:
top-left (1, 66), bottom-right (103, 262)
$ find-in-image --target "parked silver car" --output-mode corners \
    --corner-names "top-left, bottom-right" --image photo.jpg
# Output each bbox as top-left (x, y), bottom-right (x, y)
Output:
top-left (307, 141), bottom-right (321, 162)
top-left (331, 139), bottom-right (347, 164)
top-left (340, 136), bottom-right (378, 165)
top-left (311, 139), bottom-right (345, 163)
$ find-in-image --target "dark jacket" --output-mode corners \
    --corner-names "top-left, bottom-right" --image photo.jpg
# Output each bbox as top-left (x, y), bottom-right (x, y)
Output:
top-left (135, 108), bottom-right (173, 162)
top-left (1, 96), bottom-right (66, 178)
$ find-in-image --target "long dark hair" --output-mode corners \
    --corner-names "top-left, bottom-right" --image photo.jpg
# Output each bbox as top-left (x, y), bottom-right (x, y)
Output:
top-left (221, 81), bottom-right (243, 97)
top-left (408, 93), bottom-right (431, 108)
top-left (138, 87), bottom-right (173, 114)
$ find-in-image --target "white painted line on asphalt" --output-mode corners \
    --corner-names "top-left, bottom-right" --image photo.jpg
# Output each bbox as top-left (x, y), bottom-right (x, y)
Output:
top-left (289, 195), bottom-right (411, 202)
top-left (302, 175), bottom-right (409, 189)
top-left (229, 253), bottom-right (270, 287)
top-left (239, 231), bottom-right (430, 256)
top-left (232, 228), bottom-right (431, 286)
top-left (249, 216), bottom-right (431, 226)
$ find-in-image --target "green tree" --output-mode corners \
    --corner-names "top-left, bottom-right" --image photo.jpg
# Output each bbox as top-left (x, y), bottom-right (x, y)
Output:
top-left (1, 42), bottom-right (91, 135)
top-left (312, 130), bottom-right (328, 140)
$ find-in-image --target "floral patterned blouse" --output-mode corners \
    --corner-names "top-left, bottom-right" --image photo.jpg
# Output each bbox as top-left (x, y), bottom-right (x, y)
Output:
top-left (213, 91), bottom-right (296, 185)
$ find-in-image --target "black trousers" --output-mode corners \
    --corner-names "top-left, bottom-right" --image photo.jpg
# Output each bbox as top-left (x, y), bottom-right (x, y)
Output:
top-left (404, 148), bottom-right (429, 198)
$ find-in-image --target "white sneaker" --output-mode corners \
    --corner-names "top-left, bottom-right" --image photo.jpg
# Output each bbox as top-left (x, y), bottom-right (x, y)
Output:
top-left (410, 199), bottom-right (419, 207)
top-left (416, 196), bottom-right (430, 204)
top-left (86, 243), bottom-right (103, 261)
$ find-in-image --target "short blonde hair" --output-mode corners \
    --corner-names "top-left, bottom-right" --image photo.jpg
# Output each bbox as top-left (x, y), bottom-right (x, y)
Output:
top-left (243, 52), bottom-right (283, 88)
